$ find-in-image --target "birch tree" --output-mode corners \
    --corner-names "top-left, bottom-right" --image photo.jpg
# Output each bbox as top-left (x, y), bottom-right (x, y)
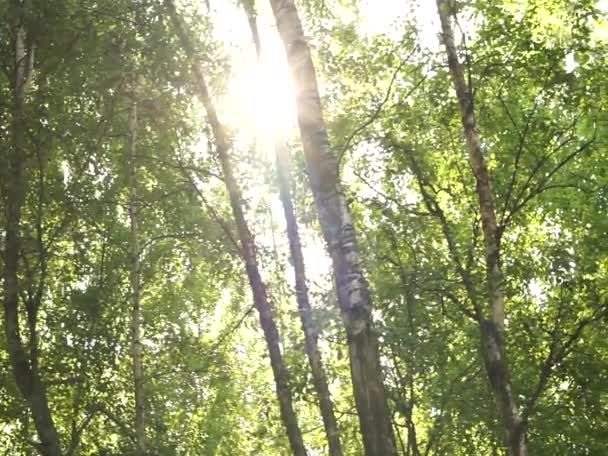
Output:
top-left (126, 96), bottom-right (145, 456)
top-left (242, 4), bottom-right (343, 454)
top-left (267, 1), bottom-right (397, 454)
top-left (166, 2), bottom-right (307, 454)
top-left (2, 2), bottom-right (63, 454)
top-left (435, 2), bottom-right (527, 454)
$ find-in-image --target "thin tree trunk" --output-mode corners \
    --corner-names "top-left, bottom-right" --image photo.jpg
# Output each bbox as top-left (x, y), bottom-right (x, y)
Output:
top-left (2, 3), bottom-right (62, 455)
top-left (390, 250), bottom-right (420, 456)
top-left (166, 3), bottom-right (307, 455)
top-left (276, 140), bottom-right (343, 456)
top-left (240, 0), bottom-right (261, 57)
top-left (127, 99), bottom-right (145, 456)
top-left (435, 2), bottom-right (527, 455)
top-left (267, 1), bottom-right (397, 455)
top-left (240, 5), bottom-right (343, 452)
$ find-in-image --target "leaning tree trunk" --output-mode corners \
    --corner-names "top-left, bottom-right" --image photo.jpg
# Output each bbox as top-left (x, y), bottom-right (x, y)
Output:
top-left (435, 1), bottom-right (527, 455)
top-left (126, 99), bottom-right (146, 456)
top-left (276, 140), bottom-right (343, 456)
top-left (2, 3), bottom-right (63, 456)
top-left (240, 5), bottom-right (343, 453)
top-left (268, 1), bottom-right (397, 455)
top-left (166, 3), bottom-right (307, 455)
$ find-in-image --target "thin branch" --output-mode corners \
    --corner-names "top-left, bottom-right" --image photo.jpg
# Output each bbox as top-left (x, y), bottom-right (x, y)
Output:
top-left (175, 155), bottom-right (242, 256)
top-left (66, 409), bottom-right (98, 456)
top-left (179, 303), bottom-right (256, 376)
top-left (94, 404), bottom-right (137, 444)
top-left (352, 167), bottom-right (430, 217)
top-left (337, 48), bottom-right (423, 167)
top-left (504, 114), bottom-right (579, 215)
top-left (523, 300), bottom-right (607, 421)
top-left (134, 152), bottom-right (222, 181)
top-left (498, 80), bottom-right (546, 225)
top-left (423, 359), bottom-right (480, 456)
top-left (394, 140), bottom-right (482, 320)
top-left (138, 231), bottom-right (204, 258)
top-left (504, 133), bottom-right (596, 227)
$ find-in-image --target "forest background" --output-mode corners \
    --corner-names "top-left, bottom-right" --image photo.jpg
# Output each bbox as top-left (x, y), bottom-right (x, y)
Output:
top-left (0, 0), bottom-right (607, 455)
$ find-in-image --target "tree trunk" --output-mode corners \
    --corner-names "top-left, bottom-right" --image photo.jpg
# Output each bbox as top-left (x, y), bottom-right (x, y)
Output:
top-left (166, 4), bottom-right (307, 455)
top-left (2, 3), bottom-right (63, 455)
top-left (127, 99), bottom-right (146, 456)
top-left (240, 5), bottom-right (342, 452)
top-left (435, 1), bottom-right (527, 454)
top-left (267, 1), bottom-right (397, 455)
top-left (276, 140), bottom-right (343, 456)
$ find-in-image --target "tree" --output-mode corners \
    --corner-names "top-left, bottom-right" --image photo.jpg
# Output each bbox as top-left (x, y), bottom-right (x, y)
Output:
top-left (0, 1), bottom-right (606, 455)
top-left (126, 95), bottom-right (145, 456)
top-left (435, 1), bottom-right (527, 454)
top-left (166, 2), bottom-right (307, 454)
top-left (268, 0), bottom-right (397, 454)
top-left (276, 139), bottom-right (343, 456)
top-left (242, 3), bottom-right (343, 453)
top-left (2, 2), bottom-right (63, 454)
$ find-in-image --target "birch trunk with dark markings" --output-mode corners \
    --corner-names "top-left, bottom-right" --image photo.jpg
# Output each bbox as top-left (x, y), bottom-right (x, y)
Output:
top-left (166, 3), bottom-right (307, 454)
top-left (127, 99), bottom-right (145, 456)
top-left (435, 1), bottom-right (527, 454)
top-left (268, 1), bottom-right (397, 455)
top-left (2, 2), bottom-right (62, 455)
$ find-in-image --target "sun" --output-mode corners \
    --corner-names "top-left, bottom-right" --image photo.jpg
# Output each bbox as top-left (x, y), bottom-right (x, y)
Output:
top-left (207, 0), bottom-right (301, 152)
top-left (248, 53), bottom-right (296, 139)
top-left (220, 42), bottom-right (296, 149)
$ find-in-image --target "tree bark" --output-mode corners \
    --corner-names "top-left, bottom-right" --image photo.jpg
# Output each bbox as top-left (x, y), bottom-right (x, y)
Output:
top-left (2, 2), bottom-right (63, 455)
top-left (241, 5), bottom-right (342, 452)
top-left (166, 3), bottom-right (307, 455)
top-left (435, 2), bottom-right (527, 454)
top-left (127, 99), bottom-right (146, 456)
top-left (267, 1), bottom-right (397, 455)
top-left (276, 140), bottom-right (343, 456)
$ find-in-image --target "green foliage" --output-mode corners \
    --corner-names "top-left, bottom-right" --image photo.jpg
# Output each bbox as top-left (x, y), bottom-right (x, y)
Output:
top-left (0, 0), bottom-right (607, 455)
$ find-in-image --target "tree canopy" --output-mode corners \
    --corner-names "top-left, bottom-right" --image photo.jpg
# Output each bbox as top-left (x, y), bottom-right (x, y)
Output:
top-left (1, 0), bottom-right (606, 455)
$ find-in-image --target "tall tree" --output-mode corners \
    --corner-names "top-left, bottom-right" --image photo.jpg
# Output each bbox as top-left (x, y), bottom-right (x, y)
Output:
top-left (126, 96), bottom-right (145, 456)
top-left (166, 2), bottom-right (307, 454)
top-left (435, 1), bottom-right (526, 453)
top-left (241, 4), bottom-right (343, 454)
top-left (276, 139), bottom-right (344, 456)
top-left (2, 2), bottom-right (63, 455)
top-left (267, 1), bottom-right (397, 455)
